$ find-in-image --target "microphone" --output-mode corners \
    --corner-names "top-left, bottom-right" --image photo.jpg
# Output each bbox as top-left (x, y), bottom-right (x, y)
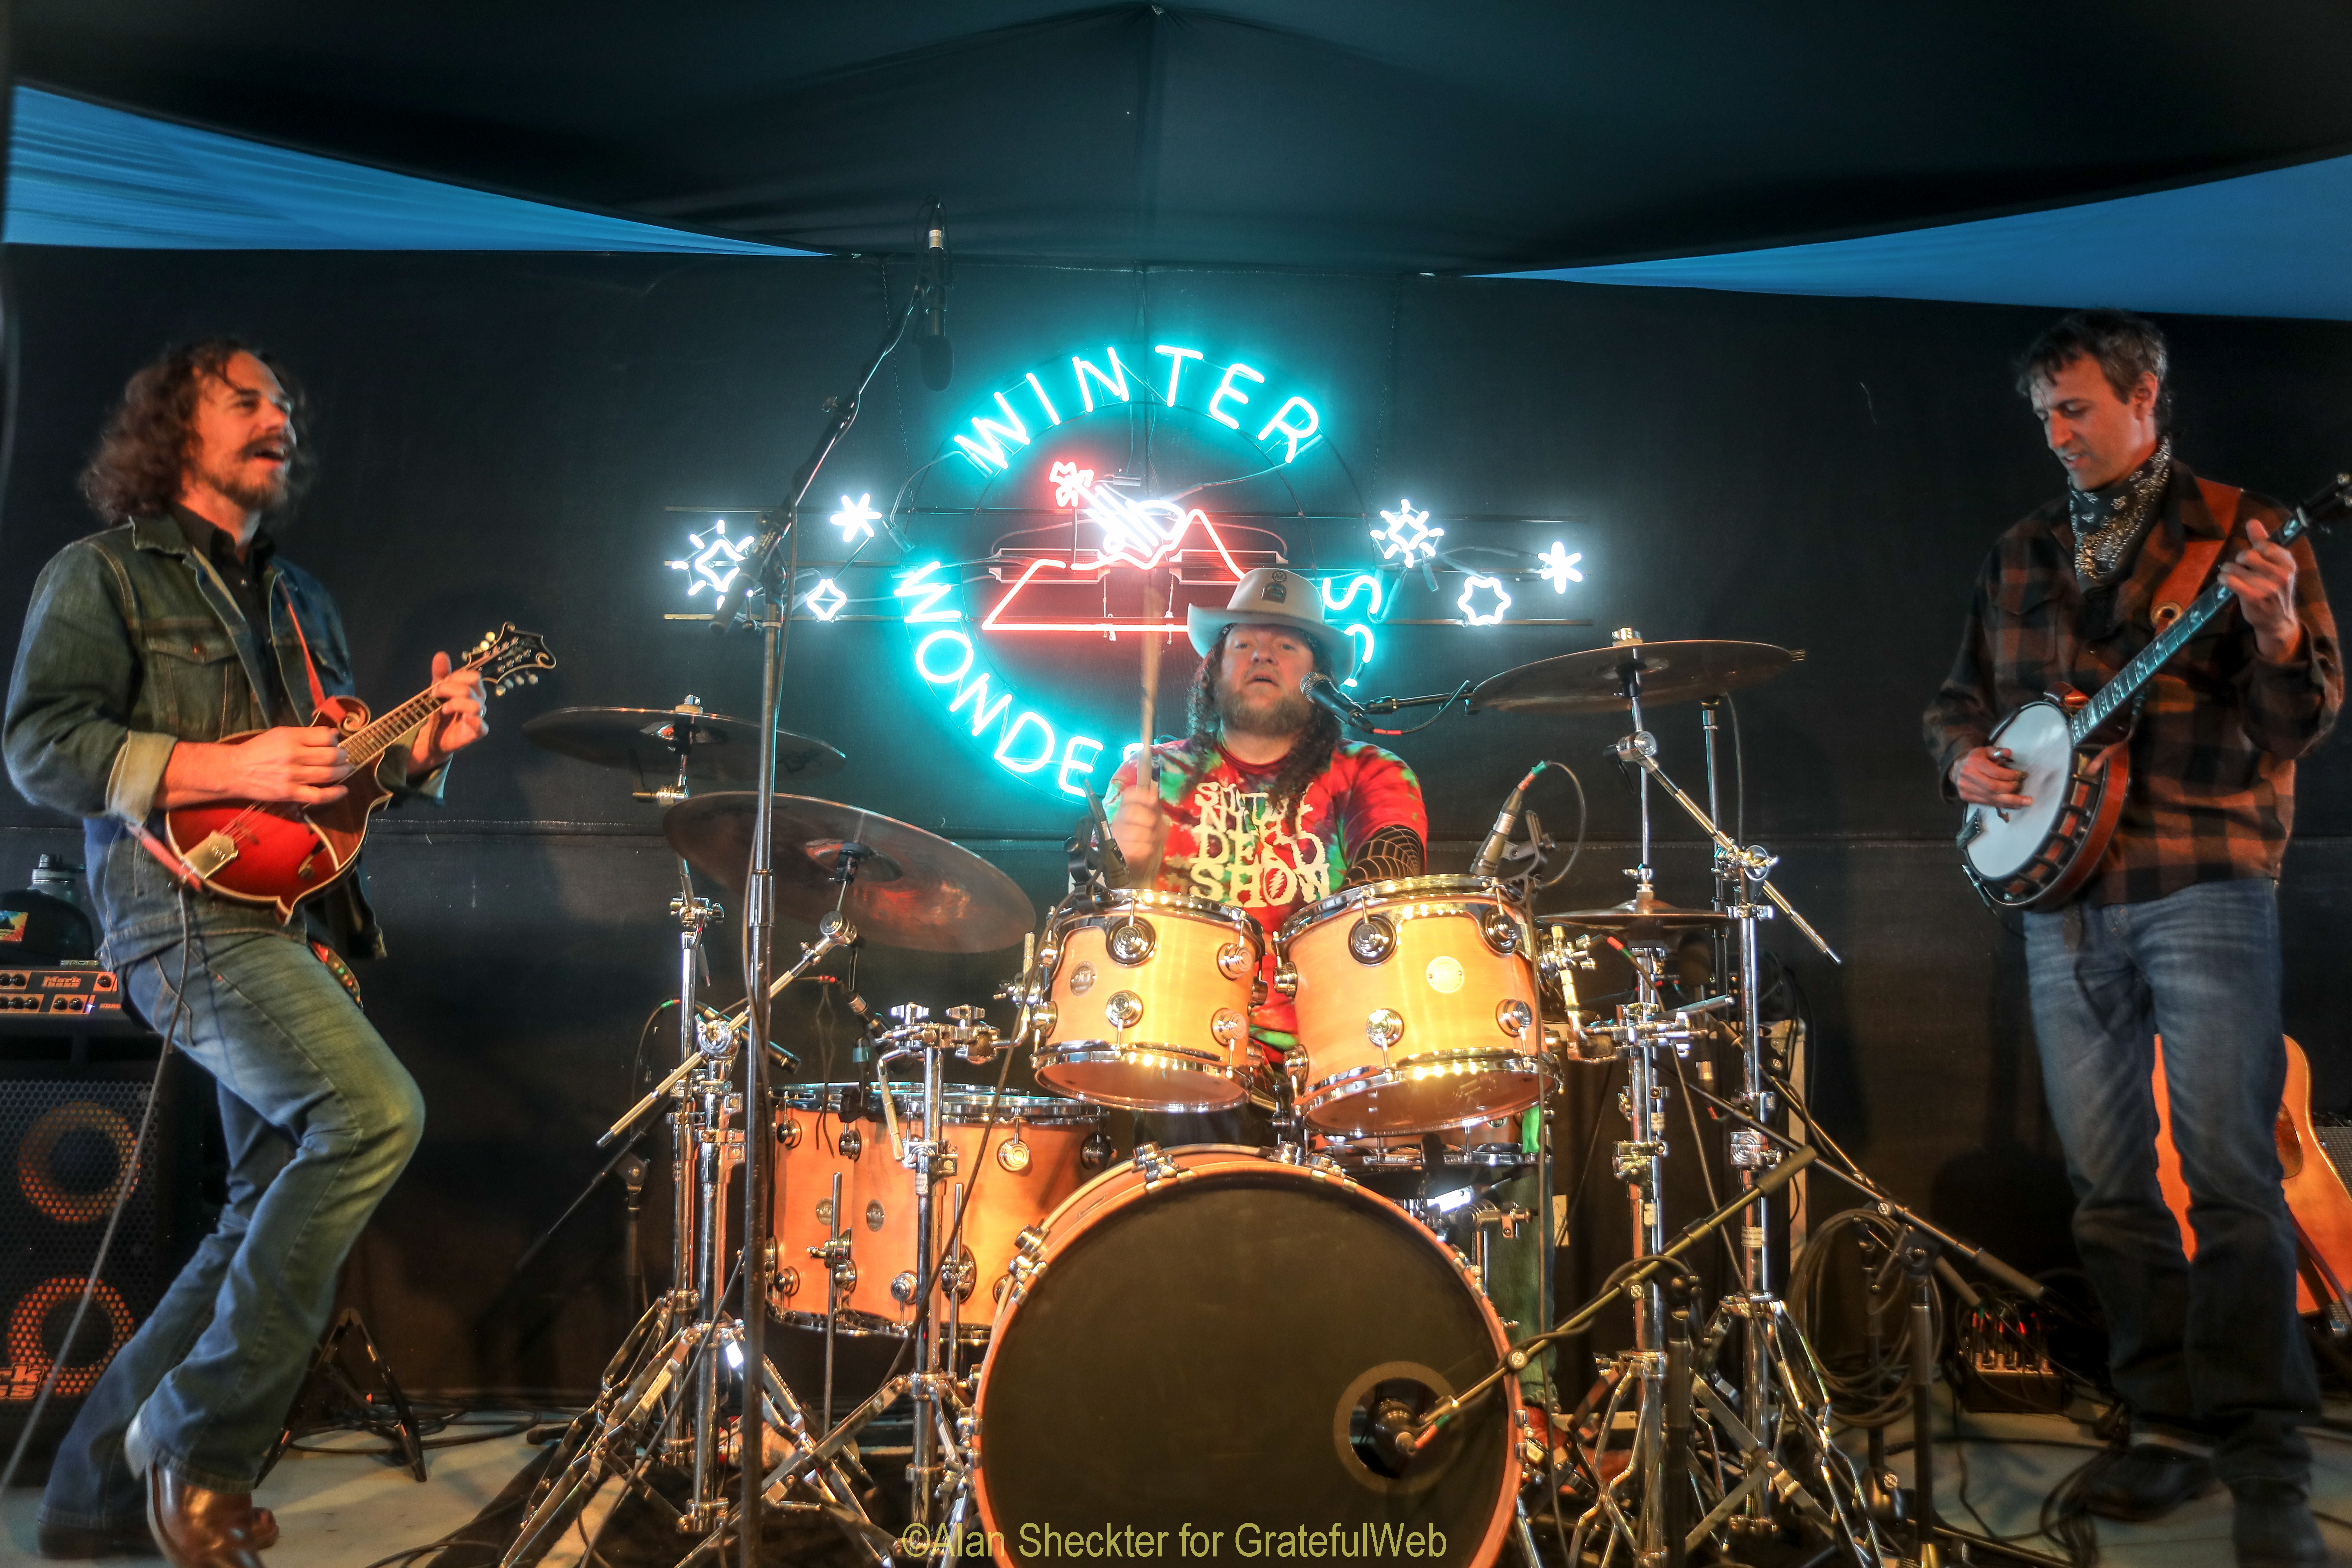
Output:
top-left (918, 203), bottom-right (952, 392)
top-left (1301, 671), bottom-right (1366, 726)
top-left (1470, 764), bottom-right (1545, 878)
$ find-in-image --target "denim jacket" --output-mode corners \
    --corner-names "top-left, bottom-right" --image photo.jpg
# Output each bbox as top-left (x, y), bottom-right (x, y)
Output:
top-left (3, 513), bottom-right (444, 964)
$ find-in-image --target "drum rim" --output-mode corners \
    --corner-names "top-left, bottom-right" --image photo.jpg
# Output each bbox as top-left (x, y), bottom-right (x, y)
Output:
top-left (777, 1083), bottom-right (1106, 1126)
top-left (1299, 1052), bottom-right (1551, 1135)
top-left (770, 1305), bottom-right (990, 1345)
top-left (1032, 1043), bottom-right (1261, 1112)
top-left (1048, 888), bottom-right (1266, 950)
top-left (969, 1143), bottom-right (1520, 1566)
top-left (1275, 874), bottom-right (1530, 948)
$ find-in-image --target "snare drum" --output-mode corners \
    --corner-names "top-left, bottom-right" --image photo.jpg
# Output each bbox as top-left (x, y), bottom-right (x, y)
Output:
top-left (767, 1084), bottom-right (1110, 1337)
top-left (1029, 891), bottom-right (1267, 1112)
top-left (972, 1146), bottom-right (1520, 1566)
top-left (1276, 875), bottom-right (1549, 1136)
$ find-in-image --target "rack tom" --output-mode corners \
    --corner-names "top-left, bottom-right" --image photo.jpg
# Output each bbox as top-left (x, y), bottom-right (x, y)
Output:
top-left (1029, 891), bottom-right (1267, 1112)
top-left (1276, 875), bottom-right (1549, 1136)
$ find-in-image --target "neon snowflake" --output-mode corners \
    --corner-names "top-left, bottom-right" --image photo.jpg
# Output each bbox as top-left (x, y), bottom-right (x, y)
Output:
top-left (803, 578), bottom-right (849, 621)
top-left (1538, 542), bottom-right (1584, 593)
top-left (1456, 574), bottom-right (1512, 626)
top-left (1372, 500), bottom-right (1444, 567)
top-left (667, 519), bottom-right (752, 598)
top-left (830, 494), bottom-right (880, 544)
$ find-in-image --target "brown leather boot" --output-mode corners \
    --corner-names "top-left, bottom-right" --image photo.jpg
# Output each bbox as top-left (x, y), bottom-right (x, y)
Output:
top-left (145, 1467), bottom-right (270, 1568)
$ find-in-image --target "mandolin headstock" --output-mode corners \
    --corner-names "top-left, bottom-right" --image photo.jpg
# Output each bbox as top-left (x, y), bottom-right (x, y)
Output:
top-left (461, 624), bottom-right (559, 697)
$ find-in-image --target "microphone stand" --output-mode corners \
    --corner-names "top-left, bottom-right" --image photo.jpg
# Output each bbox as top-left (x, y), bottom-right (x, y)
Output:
top-left (709, 262), bottom-right (930, 1568)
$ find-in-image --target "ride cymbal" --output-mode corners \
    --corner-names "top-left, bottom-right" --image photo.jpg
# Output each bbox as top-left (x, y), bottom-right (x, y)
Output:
top-left (1551, 889), bottom-right (1732, 943)
top-left (522, 706), bottom-right (845, 783)
top-left (1473, 639), bottom-right (1796, 715)
top-left (663, 792), bottom-right (1034, 953)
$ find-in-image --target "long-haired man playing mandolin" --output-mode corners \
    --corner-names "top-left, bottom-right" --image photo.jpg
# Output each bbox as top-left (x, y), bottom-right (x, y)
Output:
top-left (4, 341), bottom-right (485, 1567)
top-left (1924, 310), bottom-right (2341, 1567)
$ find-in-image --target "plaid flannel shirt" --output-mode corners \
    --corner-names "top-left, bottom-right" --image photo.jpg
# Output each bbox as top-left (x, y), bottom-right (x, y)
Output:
top-left (1923, 460), bottom-right (2342, 906)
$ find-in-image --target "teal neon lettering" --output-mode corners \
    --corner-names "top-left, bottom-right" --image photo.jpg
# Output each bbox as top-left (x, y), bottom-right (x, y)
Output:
top-left (1254, 394), bottom-right (1319, 461)
top-left (1155, 343), bottom-right (1204, 406)
top-left (993, 710), bottom-right (1056, 773)
top-left (1205, 362), bottom-right (1264, 428)
top-left (952, 391), bottom-right (1032, 472)
top-left (893, 562), bottom-right (961, 624)
top-left (1071, 347), bottom-right (1138, 413)
top-left (947, 671), bottom-right (1015, 738)
top-left (1057, 735), bottom-right (1105, 797)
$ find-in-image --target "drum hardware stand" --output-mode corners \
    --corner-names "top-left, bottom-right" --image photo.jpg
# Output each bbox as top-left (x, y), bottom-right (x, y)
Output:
top-left (501, 919), bottom-right (880, 1568)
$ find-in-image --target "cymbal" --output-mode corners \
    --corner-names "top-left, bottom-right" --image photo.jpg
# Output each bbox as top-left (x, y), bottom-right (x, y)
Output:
top-left (1473, 639), bottom-right (1797, 715)
top-left (1550, 889), bottom-right (1732, 943)
top-left (663, 792), bottom-right (1034, 953)
top-left (522, 707), bottom-right (844, 783)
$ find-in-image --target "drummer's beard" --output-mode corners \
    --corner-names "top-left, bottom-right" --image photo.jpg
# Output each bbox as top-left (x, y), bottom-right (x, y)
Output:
top-left (1215, 670), bottom-right (1313, 740)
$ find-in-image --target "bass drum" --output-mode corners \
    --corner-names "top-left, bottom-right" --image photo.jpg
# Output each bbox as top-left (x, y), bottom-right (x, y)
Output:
top-left (972, 1147), bottom-right (1519, 1567)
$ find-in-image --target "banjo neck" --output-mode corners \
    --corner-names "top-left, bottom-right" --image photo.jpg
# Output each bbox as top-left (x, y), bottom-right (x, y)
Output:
top-left (2067, 501), bottom-right (2315, 747)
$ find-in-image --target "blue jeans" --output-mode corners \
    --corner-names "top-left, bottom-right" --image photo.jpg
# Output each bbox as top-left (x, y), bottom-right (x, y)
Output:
top-left (2025, 877), bottom-right (2317, 1486)
top-left (39, 928), bottom-right (422, 1526)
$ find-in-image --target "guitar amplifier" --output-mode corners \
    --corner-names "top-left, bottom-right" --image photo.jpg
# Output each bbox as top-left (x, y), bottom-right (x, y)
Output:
top-left (0, 966), bottom-right (151, 1037)
top-left (2314, 1121), bottom-right (2352, 1197)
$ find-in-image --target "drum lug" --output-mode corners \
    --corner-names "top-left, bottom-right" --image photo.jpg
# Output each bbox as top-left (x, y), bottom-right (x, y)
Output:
top-left (837, 1128), bottom-right (861, 1160)
top-left (1079, 1130), bottom-right (1114, 1171)
top-left (1214, 940), bottom-right (1253, 980)
top-left (1211, 1008), bottom-right (1246, 1048)
top-left (1105, 990), bottom-right (1144, 1030)
top-left (776, 1115), bottom-right (802, 1149)
top-left (1270, 961), bottom-right (1299, 999)
top-left (1133, 1142), bottom-right (1187, 1187)
top-left (1479, 907), bottom-right (1523, 956)
top-left (1347, 913), bottom-right (1398, 965)
top-left (1106, 915), bottom-right (1158, 965)
top-left (1366, 1008), bottom-right (1405, 1050)
top-left (1014, 1224), bottom-right (1049, 1260)
top-left (1496, 999), bottom-right (1535, 1038)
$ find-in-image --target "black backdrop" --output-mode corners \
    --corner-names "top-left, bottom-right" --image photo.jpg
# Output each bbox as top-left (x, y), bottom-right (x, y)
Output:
top-left (3, 247), bottom-right (2349, 1396)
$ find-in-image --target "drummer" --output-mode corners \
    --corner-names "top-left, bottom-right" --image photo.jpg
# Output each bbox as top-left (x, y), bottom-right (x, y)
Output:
top-left (1107, 568), bottom-right (1428, 1143)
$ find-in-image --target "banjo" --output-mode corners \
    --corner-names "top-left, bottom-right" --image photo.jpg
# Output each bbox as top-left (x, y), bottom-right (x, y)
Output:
top-left (1959, 472), bottom-right (2351, 909)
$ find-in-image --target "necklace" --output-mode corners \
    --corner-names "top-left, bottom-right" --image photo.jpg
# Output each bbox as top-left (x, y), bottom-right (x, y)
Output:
top-left (2068, 436), bottom-right (2172, 586)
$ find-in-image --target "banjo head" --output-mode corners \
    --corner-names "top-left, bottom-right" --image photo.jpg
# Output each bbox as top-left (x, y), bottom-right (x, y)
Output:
top-left (1962, 701), bottom-right (2074, 881)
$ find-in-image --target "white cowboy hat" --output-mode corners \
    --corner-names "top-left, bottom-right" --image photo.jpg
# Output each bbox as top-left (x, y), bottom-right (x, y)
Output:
top-left (1186, 567), bottom-right (1358, 681)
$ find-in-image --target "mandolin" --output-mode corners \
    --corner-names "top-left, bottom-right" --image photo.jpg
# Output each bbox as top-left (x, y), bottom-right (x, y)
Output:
top-left (160, 623), bottom-right (555, 920)
top-left (1957, 472), bottom-right (2352, 910)
top-left (2153, 1035), bottom-right (2352, 1326)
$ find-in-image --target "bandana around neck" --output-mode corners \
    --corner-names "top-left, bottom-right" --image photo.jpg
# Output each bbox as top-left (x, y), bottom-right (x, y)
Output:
top-left (2066, 435), bottom-right (2173, 587)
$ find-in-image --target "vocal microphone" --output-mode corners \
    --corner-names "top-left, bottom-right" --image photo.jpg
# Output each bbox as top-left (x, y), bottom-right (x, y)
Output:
top-left (1469, 763), bottom-right (1546, 878)
top-left (918, 201), bottom-right (953, 392)
top-left (1301, 671), bottom-right (1366, 726)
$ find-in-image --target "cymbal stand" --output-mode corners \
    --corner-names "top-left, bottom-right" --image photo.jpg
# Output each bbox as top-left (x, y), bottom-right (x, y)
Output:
top-left (1604, 717), bottom-right (1878, 1562)
top-left (499, 920), bottom-right (873, 1568)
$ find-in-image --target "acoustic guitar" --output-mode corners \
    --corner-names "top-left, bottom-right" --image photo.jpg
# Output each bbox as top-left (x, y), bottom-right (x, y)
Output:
top-left (2152, 1034), bottom-right (2352, 1324)
top-left (160, 623), bottom-right (555, 920)
top-left (1958, 472), bottom-right (2352, 910)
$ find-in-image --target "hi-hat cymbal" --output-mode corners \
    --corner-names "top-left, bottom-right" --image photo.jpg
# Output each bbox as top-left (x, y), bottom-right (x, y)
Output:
top-left (663, 792), bottom-right (1034, 953)
top-left (1551, 889), bottom-right (1732, 943)
top-left (522, 707), bottom-right (845, 783)
top-left (1473, 639), bottom-right (1797, 715)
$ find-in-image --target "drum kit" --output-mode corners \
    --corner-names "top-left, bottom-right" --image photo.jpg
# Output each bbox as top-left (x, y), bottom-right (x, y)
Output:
top-left (493, 633), bottom-right (1917, 1568)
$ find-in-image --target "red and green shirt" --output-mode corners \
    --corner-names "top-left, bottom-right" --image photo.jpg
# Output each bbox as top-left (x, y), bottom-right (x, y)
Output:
top-left (1104, 736), bottom-right (1427, 1041)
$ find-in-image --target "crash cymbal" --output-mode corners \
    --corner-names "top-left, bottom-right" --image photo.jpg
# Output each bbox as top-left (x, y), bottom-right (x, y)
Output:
top-left (663, 792), bottom-right (1034, 953)
top-left (522, 706), bottom-right (844, 783)
top-left (1552, 889), bottom-right (1732, 943)
top-left (1473, 639), bottom-right (1797, 715)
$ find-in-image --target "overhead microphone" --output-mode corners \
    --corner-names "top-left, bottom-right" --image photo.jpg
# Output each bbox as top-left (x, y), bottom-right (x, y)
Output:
top-left (1300, 671), bottom-right (1366, 727)
top-left (917, 201), bottom-right (953, 392)
top-left (1469, 763), bottom-right (1546, 878)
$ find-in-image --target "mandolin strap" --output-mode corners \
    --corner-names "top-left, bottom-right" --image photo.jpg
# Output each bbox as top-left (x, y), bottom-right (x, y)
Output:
top-left (270, 576), bottom-right (334, 718)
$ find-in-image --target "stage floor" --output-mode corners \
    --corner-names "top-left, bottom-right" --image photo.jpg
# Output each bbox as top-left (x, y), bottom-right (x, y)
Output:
top-left (5, 1401), bottom-right (2351, 1565)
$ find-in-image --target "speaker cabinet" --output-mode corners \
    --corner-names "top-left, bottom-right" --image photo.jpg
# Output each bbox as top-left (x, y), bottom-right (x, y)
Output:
top-left (0, 1056), bottom-right (201, 1453)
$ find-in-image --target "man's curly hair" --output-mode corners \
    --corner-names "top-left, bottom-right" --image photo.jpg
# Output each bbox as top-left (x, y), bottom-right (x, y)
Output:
top-left (1186, 624), bottom-right (1343, 830)
top-left (79, 338), bottom-right (313, 523)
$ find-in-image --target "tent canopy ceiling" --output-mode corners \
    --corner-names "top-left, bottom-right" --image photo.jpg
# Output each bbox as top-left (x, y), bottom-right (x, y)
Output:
top-left (20, 1), bottom-right (2352, 274)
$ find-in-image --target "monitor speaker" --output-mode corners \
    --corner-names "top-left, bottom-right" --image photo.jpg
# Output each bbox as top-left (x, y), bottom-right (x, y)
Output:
top-left (0, 1056), bottom-right (201, 1456)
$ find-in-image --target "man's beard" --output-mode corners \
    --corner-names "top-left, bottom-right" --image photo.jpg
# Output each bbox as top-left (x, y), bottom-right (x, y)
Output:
top-left (1215, 674), bottom-right (1313, 739)
top-left (197, 447), bottom-right (292, 514)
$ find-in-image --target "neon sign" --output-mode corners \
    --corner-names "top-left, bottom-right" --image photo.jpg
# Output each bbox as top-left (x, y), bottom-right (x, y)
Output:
top-left (895, 563), bottom-right (1108, 797)
top-left (1321, 574), bottom-right (1384, 689)
top-left (667, 518), bottom-right (752, 597)
top-left (950, 342), bottom-right (1322, 475)
top-left (1456, 574), bottom-right (1512, 626)
top-left (1372, 500), bottom-right (1443, 567)
top-left (803, 578), bottom-right (848, 621)
top-left (830, 494), bottom-right (879, 544)
top-left (1538, 542), bottom-right (1584, 592)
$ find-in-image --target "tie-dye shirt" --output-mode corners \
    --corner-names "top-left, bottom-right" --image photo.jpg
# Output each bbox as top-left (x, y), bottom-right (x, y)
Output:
top-left (1103, 736), bottom-right (1427, 1044)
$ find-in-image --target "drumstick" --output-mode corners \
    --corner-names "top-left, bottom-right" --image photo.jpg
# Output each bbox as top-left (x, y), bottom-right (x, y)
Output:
top-left (1134, 573), bottom-right (1164, 884)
